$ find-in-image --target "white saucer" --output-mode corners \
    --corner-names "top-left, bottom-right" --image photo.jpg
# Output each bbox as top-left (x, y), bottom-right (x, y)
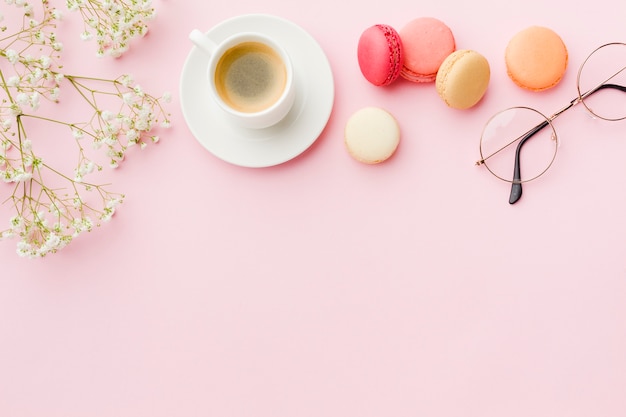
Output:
top-left (180, 14), bottom-right (335, 168)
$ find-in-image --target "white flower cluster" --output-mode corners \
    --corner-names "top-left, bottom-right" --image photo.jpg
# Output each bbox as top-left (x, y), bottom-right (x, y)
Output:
top-left (0, 138), bottom-right (39, 183)
top-left (0, 1), bottom-right (170, 257)
top-left (66, 0), bottom-right (156, 57)
top-left (1, 1), bottom-right (64, 103)
top-left (66, 73), bottom-right (171, 169)
top-left (0, 194), bottom-right (123, 257)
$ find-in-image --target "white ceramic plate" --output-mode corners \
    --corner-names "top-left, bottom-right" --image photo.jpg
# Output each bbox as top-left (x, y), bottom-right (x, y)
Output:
top-left (180, 14), bottom-right (335, 168)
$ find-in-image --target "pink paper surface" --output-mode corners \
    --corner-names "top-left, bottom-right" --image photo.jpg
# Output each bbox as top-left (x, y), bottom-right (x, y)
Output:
top-left (1, 0), bottom-right (626, 416)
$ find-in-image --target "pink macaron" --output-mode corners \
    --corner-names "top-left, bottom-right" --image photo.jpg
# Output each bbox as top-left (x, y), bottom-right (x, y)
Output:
top-left (400, 17), bottom-right (456, 83)
top-left (357, 24), bottom-right (404, 86)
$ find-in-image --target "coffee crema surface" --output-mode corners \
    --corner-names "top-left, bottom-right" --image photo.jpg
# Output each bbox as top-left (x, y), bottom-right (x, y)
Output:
top-left (214, 42), bottom-right (287, 113)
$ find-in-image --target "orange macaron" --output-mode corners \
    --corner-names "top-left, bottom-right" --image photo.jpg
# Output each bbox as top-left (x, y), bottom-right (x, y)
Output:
top-left (505, 26), bottom-right (568, 91)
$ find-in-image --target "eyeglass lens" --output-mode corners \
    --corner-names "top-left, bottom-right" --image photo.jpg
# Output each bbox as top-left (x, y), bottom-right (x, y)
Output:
top-left (479, 107), bottom-right (558, 184)
top-left (578, 42), bottom-right (626, 121)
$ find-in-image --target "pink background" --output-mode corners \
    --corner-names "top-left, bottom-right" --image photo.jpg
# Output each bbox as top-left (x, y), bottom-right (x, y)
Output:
top-left (2, 0), bottom-right (626, 416)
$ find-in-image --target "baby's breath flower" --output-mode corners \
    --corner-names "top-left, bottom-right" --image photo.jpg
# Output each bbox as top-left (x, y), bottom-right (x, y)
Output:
top-left (11, 167), bottom-right (33, 182)
top-left (133, 84), bottom-right (143, 96)
top-left (10, 103), bottom-right (23, 116)
top-left (39, 55), bottom-right (51, 69)
top-left (10, 216), bottom-right (25, 233)
top-left (30, 92), bottom-right (40, 110)
top-left (126, 128), bottom-right (138, 142)
top-left (92, 137), bottom-right (104, 149)
top-left (16, 93), bottom-right (29, 106)
top-left (122, 92), bottom-right (133, 104)
top-left (5, 49), bottom-right (18, 64)
top-left (72, 128), bottom-right (84, 140)
top-left (7, 75), bottom-right (20, 87)
top-left (120, 74), bottom-right (133, 87)
top-left (50, 87), bottom-right (60, 101)
top-left (100, 197), bottom-right (122, 222)
top-left (101, 110), bottom-right (114, 121)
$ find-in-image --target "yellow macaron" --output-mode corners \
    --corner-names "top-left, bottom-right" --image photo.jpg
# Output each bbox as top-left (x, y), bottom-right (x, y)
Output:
top-left (436, 50), bottom-right (490, 110)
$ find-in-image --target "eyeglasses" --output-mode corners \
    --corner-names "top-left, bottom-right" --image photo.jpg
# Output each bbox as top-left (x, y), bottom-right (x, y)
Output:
top-left (476, 42), bottom-right (626, 204)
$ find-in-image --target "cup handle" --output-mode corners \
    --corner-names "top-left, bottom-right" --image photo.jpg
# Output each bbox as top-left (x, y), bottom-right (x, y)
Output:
top-left (189, 29), bottom-right (217, 55)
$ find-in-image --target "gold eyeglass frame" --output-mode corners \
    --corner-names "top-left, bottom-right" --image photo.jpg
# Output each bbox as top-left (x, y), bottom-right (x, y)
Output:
top-left (476, 42), bottom-right (626, 204)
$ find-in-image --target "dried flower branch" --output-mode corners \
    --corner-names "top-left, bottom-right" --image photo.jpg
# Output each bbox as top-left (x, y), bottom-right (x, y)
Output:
top-left (0, 0), bottom-right (171, 257)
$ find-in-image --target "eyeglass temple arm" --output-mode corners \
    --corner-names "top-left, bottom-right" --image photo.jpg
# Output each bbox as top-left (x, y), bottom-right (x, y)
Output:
top-left (509, 120), bottom-right (550, 204)
top-left (581, 83), bottom-right (626, 100)
top-left (509, 83), bottom-right (626, 205)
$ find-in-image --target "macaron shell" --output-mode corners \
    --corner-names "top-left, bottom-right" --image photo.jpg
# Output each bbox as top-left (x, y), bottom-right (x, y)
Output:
top-left (357, 25), bottom-right (404, 86)
top-left (400, 17), bottom-right (456, 83)
top-left (505, 26), bottom-right (568, 91)
top-left (345, 107), bottom-right (400, 164)
top-left (436, 50), bottom-right (490, 110)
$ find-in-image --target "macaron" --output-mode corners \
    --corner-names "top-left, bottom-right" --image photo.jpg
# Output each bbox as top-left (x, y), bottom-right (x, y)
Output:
top-left (399, 17), bottom-right (456, 83)
top-left (436, 50), bottom-right (490, 109)
top-left (505, 26), bottom-right (568, 91)
top-left (357, 24), bottom-right (404, 86)
top-left (345, 107), bottom-right (400, 164)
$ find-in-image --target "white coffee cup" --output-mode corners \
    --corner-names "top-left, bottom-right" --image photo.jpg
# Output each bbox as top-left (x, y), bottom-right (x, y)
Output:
top-left (189, 29), bottom-right (296, 129)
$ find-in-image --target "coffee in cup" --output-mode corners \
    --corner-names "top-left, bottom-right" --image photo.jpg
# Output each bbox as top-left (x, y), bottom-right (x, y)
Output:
top-left (214, 41), bottom-right (287, 113)
top-left (189, 30), bottom-right (296, 129)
